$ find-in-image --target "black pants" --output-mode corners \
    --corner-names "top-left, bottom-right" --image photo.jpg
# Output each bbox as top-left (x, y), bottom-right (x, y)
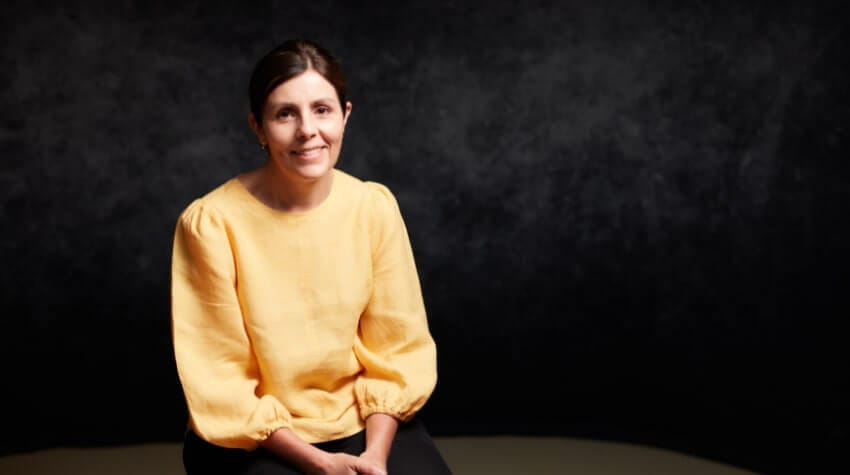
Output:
top-left (183, 418), bottom-right (453, 474)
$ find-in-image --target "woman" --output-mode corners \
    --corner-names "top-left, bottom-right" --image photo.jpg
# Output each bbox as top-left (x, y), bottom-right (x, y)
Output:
top-left (171, 39), bottom-right (451, 475)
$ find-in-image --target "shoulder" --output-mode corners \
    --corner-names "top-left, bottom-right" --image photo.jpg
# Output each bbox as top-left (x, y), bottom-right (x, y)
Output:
top-left (365, 181), bottom-right (403, 228)
top-left (175, 178), bottom-right (240, 237)
top-left (364, 180), bottom-right (396, 205)
top-left (333, 169), bottom-right (401, 215)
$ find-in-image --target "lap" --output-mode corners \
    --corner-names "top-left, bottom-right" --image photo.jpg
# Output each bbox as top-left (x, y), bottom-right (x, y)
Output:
top-left (183, 419), bottom-right (452, 475)
top-left (183, 430), bottom-right (301, 475)
top-left (386, 419), bottom-right (452, 474)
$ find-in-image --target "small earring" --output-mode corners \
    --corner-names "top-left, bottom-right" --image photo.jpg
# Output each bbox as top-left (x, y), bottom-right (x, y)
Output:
top-left (260, 142), bottom-right (268, 151)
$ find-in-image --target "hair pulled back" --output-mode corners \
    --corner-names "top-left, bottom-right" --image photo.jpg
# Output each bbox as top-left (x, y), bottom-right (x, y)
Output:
top-left (248, 39), bottom-right (347, 123)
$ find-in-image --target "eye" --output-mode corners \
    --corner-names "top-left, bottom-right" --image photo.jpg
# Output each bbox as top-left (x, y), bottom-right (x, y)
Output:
top-left (315, 105), bottom-right (332, 115)
top-left (276, 108), bottom-right (295, 120)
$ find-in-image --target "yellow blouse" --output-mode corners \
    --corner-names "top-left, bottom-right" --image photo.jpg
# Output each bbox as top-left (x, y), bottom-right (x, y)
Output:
top-left (170, 169), bottom-right (437, 449)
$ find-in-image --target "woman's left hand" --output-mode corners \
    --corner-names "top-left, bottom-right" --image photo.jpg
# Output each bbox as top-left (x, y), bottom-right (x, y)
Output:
top-left (357, 450), bottom-right (388, 475)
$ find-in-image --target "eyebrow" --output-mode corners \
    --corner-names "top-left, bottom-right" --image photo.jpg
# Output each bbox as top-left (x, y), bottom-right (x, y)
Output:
top-left (267, 98), bottom-right (336, 108)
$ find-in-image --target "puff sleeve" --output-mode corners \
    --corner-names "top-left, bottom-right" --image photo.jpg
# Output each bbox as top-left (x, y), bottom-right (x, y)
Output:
top-left (353, 183), bottom-right (438, 421)
top-left (171, 201), bottom-right (291, 449)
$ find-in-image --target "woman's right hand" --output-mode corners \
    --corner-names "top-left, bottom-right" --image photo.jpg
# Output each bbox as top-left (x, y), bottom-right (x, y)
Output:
top-left (311, 452), bottom-right (387, 475)
top-left (261, 427), bottom-right (387, 475)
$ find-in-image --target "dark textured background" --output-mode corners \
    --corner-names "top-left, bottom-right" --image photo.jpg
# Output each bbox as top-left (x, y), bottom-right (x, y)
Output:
top-left (2, 1), bottom-right (848, 473)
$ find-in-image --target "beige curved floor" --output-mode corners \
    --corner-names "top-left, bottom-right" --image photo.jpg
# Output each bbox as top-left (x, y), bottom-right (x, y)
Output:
top-left (435, 437), bottom-right (756, 475)
top-left (0, 437), bottom-right (756, 474)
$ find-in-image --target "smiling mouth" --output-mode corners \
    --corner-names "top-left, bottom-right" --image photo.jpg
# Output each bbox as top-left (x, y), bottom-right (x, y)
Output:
top-left (291, 146), bottom-right (326, 159)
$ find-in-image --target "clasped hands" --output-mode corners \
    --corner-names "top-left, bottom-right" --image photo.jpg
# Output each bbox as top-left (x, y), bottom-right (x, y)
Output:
top-left (308, 449), bottom-right (387, 475)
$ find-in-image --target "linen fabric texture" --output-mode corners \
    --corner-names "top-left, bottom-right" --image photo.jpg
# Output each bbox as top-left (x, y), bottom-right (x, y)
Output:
top-left (171, 169), bottom-right (438, 450)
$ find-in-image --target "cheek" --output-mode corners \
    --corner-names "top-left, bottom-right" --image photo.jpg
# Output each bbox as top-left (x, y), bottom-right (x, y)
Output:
top-left (322, 124), bottom-right (346, 145)
top-left (267, 125), bottom-right (294, 143)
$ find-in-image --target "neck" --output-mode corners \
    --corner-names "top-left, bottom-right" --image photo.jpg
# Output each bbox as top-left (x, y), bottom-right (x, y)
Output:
top-left (254, 162), bottom-right (334, 212)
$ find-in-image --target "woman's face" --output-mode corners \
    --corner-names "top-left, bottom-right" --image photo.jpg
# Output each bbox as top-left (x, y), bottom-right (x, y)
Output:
top-left (252, 69), bottom-right (351, 183)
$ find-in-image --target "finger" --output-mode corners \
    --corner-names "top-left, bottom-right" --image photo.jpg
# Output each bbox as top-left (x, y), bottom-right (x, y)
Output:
top-left (354, 460), bottom-right (387, 475)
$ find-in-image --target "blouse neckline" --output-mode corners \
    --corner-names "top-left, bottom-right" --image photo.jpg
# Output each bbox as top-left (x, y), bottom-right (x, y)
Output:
top-left (229, 168), bottom-right (344, 221)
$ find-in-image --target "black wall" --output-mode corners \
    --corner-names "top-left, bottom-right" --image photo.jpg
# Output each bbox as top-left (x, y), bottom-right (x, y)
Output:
top-left (2, 1), bottom-right (848, 473)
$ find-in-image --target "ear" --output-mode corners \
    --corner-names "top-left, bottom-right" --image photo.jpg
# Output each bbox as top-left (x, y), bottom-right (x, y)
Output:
top-left (342, 101), bottom-right (353, 126)
top-left (247, 112), bottom-right (266, 144)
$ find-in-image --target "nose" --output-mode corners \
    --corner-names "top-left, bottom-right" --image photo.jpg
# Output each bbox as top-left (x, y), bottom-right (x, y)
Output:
top-left (296, 115), bottom-right (317, 140)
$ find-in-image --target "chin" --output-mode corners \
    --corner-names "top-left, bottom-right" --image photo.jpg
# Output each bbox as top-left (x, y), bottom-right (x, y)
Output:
top-left (292, 162), bottom-right (334, 181)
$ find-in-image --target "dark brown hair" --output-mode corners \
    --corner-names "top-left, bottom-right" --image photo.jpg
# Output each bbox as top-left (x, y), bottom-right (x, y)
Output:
top-left (248, 39), bottom-right (348, 123)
